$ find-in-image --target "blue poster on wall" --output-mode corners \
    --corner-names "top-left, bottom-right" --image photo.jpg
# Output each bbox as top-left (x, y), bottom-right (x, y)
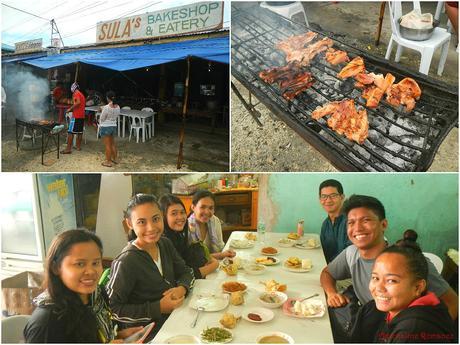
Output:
top-left (37, 174), bottom-right (77, 251)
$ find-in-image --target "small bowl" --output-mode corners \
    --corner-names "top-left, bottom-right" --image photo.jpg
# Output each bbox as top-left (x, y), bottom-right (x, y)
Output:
top-left (258, 291), bottom-right (288, 308)
top-left (165, 334), bottom-right (201, 343)
top-left (256, 331), bottom-right (294, 344)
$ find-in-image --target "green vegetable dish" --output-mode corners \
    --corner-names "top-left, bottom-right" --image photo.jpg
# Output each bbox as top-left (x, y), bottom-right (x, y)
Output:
top-left (201, 327), bottom-right (232, 343)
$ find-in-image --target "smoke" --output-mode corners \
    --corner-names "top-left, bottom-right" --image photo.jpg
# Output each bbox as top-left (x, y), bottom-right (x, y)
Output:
top-left (2, 64), bottom-right (50, 120)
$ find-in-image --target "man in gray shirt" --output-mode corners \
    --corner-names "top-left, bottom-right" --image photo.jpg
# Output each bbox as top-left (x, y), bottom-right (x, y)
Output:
top-left (320, 195), bottom-right (458, 340)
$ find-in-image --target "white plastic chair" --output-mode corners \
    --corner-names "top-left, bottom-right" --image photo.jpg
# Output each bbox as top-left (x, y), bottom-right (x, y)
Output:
top-left (423, 252), bottom-right (444, 274)
top-left (128, 115), bottom-right (143, 143)
top-left (95, 112), bottom-right (102, 139)
top-left (141, 107), bottom-right (154, 139)
top-left (385, 1), bottom-right (451, 75)
top-left (260, 1), bottom-right (309, 26)
top-left (1, 314), bottom-right (30, 343)
top-left (120, 106), bottom-right (131, 137)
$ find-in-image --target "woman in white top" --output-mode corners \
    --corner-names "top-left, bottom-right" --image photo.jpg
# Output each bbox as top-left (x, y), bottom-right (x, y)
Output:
top-left (99, 91), bottom-right (120, 167)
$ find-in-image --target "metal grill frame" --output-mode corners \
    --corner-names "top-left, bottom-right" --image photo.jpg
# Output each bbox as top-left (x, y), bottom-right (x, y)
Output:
top-left (16, 119), bottom-right (62, 165)
top-left (231, 3), bottom-right (458, 172)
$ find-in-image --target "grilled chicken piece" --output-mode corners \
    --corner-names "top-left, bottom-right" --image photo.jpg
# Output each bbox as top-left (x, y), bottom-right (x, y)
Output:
top-left (276, 32), bottom-right (318, 53)
top-left (361, 73), bottom-right (395, 108)
top-left (311, 99), bottom-right (368, 144)
top-left (354, 73), bottom-right (375, 85)
top-left (386, 77), bottom-right (421, 112)
top-left (325, 48), bottom-right (350, 65)
top-left (286, 38), bottom-right (334, 66)
top-left (338, 57), bottom-right (365, 79)
top-left (259, 64), bottom-right (315, 100)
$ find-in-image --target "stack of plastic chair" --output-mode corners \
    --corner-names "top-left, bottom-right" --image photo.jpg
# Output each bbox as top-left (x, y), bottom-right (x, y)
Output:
top-left (141, 107), bottom-right (154, 139)
top-left (385, 1), bottom-right (451, 75)
top-left (260, 1), bottom-right (309, 26)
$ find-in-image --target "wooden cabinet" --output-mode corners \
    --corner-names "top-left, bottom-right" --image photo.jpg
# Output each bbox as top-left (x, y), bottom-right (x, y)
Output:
top-left (175, 189), bottom-right (258, 242)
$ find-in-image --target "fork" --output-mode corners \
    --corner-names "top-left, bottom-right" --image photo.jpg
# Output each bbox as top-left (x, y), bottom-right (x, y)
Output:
top-left (190, 307), bottom-right (204, 328)
top-left (290, 293), bottom-right (319, 306)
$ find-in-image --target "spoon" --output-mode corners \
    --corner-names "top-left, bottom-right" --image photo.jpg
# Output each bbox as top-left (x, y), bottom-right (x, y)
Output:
top-left (290, 293), bottom-right (319, 306)
top-left (190, 307), bottom-right (205, 328)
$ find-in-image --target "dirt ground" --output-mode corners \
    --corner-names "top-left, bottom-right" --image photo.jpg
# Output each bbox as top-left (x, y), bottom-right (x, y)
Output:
top-left (231, 2), bottom-right (459, 172)
top-left (2, 119), bottom-right (229, 172)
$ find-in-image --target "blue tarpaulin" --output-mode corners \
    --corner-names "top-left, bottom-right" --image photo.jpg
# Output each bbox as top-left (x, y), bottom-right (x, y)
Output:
top-left (2, 52), bottom-right (47, 63)
top-left (24, 36), bottom-right (228, 71)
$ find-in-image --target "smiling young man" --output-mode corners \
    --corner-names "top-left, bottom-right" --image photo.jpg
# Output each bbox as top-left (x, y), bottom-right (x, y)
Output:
top-left (318, 179), bottom-right (352, 263)
top-left (320, 195), bottom-right (458, 341)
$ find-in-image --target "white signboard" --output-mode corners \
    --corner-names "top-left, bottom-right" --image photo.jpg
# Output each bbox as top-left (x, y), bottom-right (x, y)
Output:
top-left (96, 1), bottom-right (223, 44)
top-left (15, 39), bottom-right (42, 53)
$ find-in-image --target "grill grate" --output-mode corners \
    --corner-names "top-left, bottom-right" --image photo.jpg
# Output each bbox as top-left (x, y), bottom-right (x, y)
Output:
top-left (231, 3), bottom-right (458, 171)
top-left (16, 119), bottom-right (63, 165)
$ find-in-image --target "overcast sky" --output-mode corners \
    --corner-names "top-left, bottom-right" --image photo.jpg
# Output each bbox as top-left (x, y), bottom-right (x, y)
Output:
top-left (1, 0), bottom-right (230, 47)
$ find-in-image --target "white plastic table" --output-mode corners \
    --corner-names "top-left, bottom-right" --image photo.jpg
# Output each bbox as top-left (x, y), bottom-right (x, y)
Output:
top-left (151, 231), bottom-right (333, 344)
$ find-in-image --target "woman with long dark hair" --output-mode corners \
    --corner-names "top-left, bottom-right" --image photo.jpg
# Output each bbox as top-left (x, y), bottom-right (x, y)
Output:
top-left (107, 194), bottom-right (194, 337)
top-left (159, 194), bottom-right (218, 279)
top-left (188, 190), bottom-right (235, 260)
top-left (24, 229), bottom-right (141, 343)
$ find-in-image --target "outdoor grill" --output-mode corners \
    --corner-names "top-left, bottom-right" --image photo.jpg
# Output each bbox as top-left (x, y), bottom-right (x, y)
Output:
top-left (231, 4), bottom-right (458, 172)
top-left (16, 119), bottom-right (64, 165)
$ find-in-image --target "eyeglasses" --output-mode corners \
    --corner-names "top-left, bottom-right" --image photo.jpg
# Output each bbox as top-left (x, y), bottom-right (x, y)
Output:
top-left (320, 193), bottom-right (341, 201)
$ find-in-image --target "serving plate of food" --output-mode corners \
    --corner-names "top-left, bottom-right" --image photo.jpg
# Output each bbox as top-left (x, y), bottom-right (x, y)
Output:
top-left (260, 246), bottom-right (279, 255)
top-left (230, 239), bottom-right (255, 249)
top-left (222, 281), bottom-right (247, 294)
top-left (260, 279), bottom-right (287, 292)
top-left (244, 263), bottom-right (266, 275)
top-left (242, 307), bottom-right (274, 323)
top-left (282, 298), bottom-right (326, 318)
top-left (283, 257), bottom-right (313, 273)
top-left (245, 233), bottom-right (257, 241)
top-left (200, 327), bottom-right (233, 343)
top-left (189, 293), bottom-right (229, 312)
top-left (255, 256), bottom-right (280, 266)
top-left (287, 232), bottom-right (301, 240)
top-left (278, 238), bottom-right (296, 247)
top-left (258, 291), bottom-right (288, 308)
top-left (295, 234), bottom-right (321, 249)
top-left (256, 332), bottom-right (294, 344)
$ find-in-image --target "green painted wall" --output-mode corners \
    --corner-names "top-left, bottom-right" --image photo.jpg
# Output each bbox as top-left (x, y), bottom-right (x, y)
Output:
top-left (260, 173), bottom-right (458, 259)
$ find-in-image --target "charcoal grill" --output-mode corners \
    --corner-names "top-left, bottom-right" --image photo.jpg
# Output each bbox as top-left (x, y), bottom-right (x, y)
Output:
top-left (16, 119), bottom-right (64, 165)
top-left (231, 3), bottom-right (458, 172)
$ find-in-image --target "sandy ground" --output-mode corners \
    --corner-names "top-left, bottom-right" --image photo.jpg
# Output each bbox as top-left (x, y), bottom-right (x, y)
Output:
top-left (2, 120), bottom-right (229, 172)
top-left (231, 2), bottom-right (459, 172)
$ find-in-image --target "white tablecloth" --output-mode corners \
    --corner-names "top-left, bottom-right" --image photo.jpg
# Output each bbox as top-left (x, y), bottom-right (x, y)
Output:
top-left (151, 232), bottom-right (333, 343)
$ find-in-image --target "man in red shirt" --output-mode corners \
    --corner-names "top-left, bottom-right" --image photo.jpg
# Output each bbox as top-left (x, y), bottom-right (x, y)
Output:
top-left (61, 82), bottom-right (86, 154)
top-left (52, 82), bottom-right (65, 104)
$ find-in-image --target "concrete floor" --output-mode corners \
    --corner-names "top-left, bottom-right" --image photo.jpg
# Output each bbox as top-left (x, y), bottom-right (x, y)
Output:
top-left (231, 2), bottom-right (458, 172)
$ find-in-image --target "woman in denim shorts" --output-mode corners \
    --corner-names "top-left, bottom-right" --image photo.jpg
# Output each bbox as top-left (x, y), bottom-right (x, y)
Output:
top-left (99, 91), bottom-right (120, 167)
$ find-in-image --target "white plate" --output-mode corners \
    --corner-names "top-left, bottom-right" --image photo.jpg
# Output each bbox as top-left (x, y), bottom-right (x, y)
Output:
top-left (230, 239), bottom-right (255, 249)
top-left (294, 241), bottom-right (321, 249)
top-left (200, 327), bottom-right (233, 343)
top-left (242, 307), bottom-right (275, 323)
top-left (189, 294), bottom-right (229, 312)
top-left (255, 256), bottom-right (280, 266)
top-left (260, 247), bottom-right (279, 256)
top-left (282, 299), bottom-right (326, 318)
top-left (256, 332), bottom-right (294, 344)
top-left (165, 335), bottom-right (201, 344)
top-left (283, 262), bottom-right (312, 273)
top-left (278, 238), bottom-right (296, 247)
top-left (244, 263), bottom-right (266, 275)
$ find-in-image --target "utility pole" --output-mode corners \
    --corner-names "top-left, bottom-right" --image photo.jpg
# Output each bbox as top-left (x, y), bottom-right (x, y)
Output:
top-left (50, 19), bottom-right (64, 48)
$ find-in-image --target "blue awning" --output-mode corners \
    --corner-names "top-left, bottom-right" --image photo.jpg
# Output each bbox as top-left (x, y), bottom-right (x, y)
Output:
top-left (24, 36), bottom-right (228, 71)
top-left (2, 52), bottom-right (47, 63)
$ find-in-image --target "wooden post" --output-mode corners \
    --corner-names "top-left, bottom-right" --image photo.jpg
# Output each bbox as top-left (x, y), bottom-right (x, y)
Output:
top-left (74, 62), bottom-right (80, 83)
top-left (177, 56), bottom-right (191, 169)
top-left (375, 2), bottom-right (386, 46)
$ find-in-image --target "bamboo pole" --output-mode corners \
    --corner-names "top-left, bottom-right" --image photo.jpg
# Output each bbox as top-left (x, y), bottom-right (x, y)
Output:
top-left (375, 2), bottom-right (386, 46)
top-left (74, 62), bottom-right (80, 83)
top-left (177, 56), bottom-right (191, 169)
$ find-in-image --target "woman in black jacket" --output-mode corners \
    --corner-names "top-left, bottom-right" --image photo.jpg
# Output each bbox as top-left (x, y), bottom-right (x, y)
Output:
top-left (107, 194), bottom-right (194, 337)
top-left (24, 229), bottom-right (141, 343)
top-left (362, 232), bottom-right (456, 343)
top-left (159, 194), bottom-right (219, 279)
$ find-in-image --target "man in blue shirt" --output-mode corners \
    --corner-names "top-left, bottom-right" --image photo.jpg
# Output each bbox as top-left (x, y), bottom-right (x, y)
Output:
top-left (319, 179), bottom-right (352, 263)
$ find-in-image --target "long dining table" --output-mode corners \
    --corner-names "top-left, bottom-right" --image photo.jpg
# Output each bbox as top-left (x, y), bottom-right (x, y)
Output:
top-left (151, 231), bottom-right (333, 344)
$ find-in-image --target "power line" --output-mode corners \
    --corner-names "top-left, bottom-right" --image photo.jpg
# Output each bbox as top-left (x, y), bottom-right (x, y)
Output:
top-left (2, 3), bottom-right (49, 21)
